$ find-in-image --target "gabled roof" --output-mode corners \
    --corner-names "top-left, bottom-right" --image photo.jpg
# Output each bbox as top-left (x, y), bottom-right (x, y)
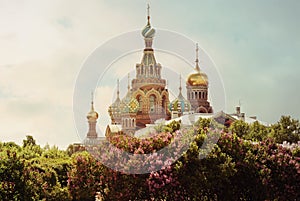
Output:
top-left (106, 124), bottom-right (122, 134)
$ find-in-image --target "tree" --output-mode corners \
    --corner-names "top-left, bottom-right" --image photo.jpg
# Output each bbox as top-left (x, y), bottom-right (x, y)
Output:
top-left (229, 120), bottom-right (250, 138)
top-left (244, 121), bottom-right (269, 141)
top-left (23, 135), bottom-right (36, 147)
top-left (271, 116), bottom-right (300, 143)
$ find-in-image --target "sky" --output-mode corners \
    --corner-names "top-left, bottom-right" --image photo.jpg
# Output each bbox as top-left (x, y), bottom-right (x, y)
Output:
top-left (0, 0), bottom-right (299, 149)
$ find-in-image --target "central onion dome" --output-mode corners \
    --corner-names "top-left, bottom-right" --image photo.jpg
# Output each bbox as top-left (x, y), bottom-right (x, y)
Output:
top-left (142, 23), bottom-right (155, 38)
top-left (141, 4), bottom-right (155, 38)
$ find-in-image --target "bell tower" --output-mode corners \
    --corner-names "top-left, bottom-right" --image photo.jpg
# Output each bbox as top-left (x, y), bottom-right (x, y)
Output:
top-left (186, 44), bottom-right (213, 113)
top-left (86, 93), bottom-right (99, 138)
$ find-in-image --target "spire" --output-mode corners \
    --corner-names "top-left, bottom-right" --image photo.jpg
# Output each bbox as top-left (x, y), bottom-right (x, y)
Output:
top-left (90, 91), bottom-right (94, 111)
top-left (117, 79), bottom-right (120, 99)
top-left (179, 74), bottom-right (182, 93)
top-left (195, 43), bottom-right (200, 72)
top-left (142, 3), bottom-right (155, 39)
top-left (127, 73), bottom-right (130, 91)
top-left (147, 3), bottom-right (150, 25)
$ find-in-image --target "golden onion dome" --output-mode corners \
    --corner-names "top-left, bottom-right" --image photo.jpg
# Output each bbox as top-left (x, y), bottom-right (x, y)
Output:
top-left (87, 110), bottom-right (98, 120)
top-left (187, 43), bottom-right (209, 86)
top-left (187, 71), bottom-right (208, 86)
top-left (87, 101), bottom-right (98, 120)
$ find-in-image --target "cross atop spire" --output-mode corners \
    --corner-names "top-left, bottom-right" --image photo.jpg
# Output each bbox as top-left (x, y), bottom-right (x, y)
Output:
top-left (91, 91), bottom-right (93, 103)
top-left (147, 4), bottom-right (150, 25)
top-left (179, 74), bottom-right (182, 93)
top-left (91, 91), bottom-right (94, 111)
top-left (195, 43), bottom-right (200, 72)
top-left (117, 79), bottom-right (120, 98)
top-left (127, 73), bottom-right (130, 91)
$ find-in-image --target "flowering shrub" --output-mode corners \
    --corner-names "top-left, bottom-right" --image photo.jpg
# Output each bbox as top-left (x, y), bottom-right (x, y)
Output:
top-left (1, 117), bottom-right (299, 200)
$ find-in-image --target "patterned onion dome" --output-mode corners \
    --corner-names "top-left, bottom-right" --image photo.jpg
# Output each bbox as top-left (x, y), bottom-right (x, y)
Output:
top-left (169, 92), bottom-right (191, 112)
top-left (108, 97), bottom-right (121, 117)
top-left (187, 71), bottom-right (208, 86)
top-left (120, 92), bottom-right (140, 113)
top-left (142, 23), bottom-right (155, 38)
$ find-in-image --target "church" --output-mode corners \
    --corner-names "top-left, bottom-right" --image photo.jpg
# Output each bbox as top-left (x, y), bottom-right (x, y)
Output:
top-left (105, 6), bottom-right (213, 136)
top-left (81, 5), bottom-right (267, 146)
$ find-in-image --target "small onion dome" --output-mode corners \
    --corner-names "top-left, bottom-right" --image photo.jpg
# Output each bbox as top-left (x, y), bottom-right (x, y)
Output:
top-left (120, 92), bottom-right (140, 113)
top-left (87, 107), bottom-right (98, 120)
top-left (142, 24), bottom-right (155, 38)
top-left (169, 92), bottom-right (191, 112)
top-left (187, 71), bottom-right (208, 86)
top-left (109, 97), bottom-right (121, 114)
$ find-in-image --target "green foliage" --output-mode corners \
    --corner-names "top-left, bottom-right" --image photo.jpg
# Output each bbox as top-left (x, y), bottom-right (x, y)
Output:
top-left (0, 136), bottom-right (72, 201)
top-left (1, 116), bottom-right (300, 200)
top-left (0, 150), bottom-right (25, 201)
top-left (243, 121), bottom-right (269, 141)
top-left (271, 116), bottom-right (300, 143)
top-left (229, 120), bottom-right (250, 137)
top-left (165, 120), bottom-right (181, 133)
top-left (194, 117), bottom-right (212, 129)
top-left (23, 135), bottom-right (36, 147)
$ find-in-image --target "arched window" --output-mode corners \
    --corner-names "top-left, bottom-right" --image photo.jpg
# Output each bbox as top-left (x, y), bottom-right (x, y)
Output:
top-left (150, 66), bottom-right (153, 75)
top-left (137, 68), bottom-right (140, 76)
top-left (162, 95), bottom-right (167, 113)
top-left (149, 95), bottom-right (156, 113)
top-left (136, 95), bottom-right (143, 112)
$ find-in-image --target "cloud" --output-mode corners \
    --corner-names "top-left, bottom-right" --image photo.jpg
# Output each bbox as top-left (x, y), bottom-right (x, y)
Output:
top-left (1, 0), bottom-right (300, 148)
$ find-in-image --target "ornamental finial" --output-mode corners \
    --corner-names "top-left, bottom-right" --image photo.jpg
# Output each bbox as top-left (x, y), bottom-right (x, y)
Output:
top-left (91, 91), bottom-right (94, 111)
top-left (117, 79), bottom-right (120, 98)
top-left (147, 4), bottom-right (150, 25)
top-left (127, 73), bottom-right (130, 91)
top-left (179, 74), bottom-right (182, 93)
top-left (195, 43), bottom-right (200, 72)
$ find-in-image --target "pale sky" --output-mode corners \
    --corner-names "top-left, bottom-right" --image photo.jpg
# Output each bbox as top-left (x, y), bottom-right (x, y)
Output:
top-left (0, 0), bottom-right (299, 149)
